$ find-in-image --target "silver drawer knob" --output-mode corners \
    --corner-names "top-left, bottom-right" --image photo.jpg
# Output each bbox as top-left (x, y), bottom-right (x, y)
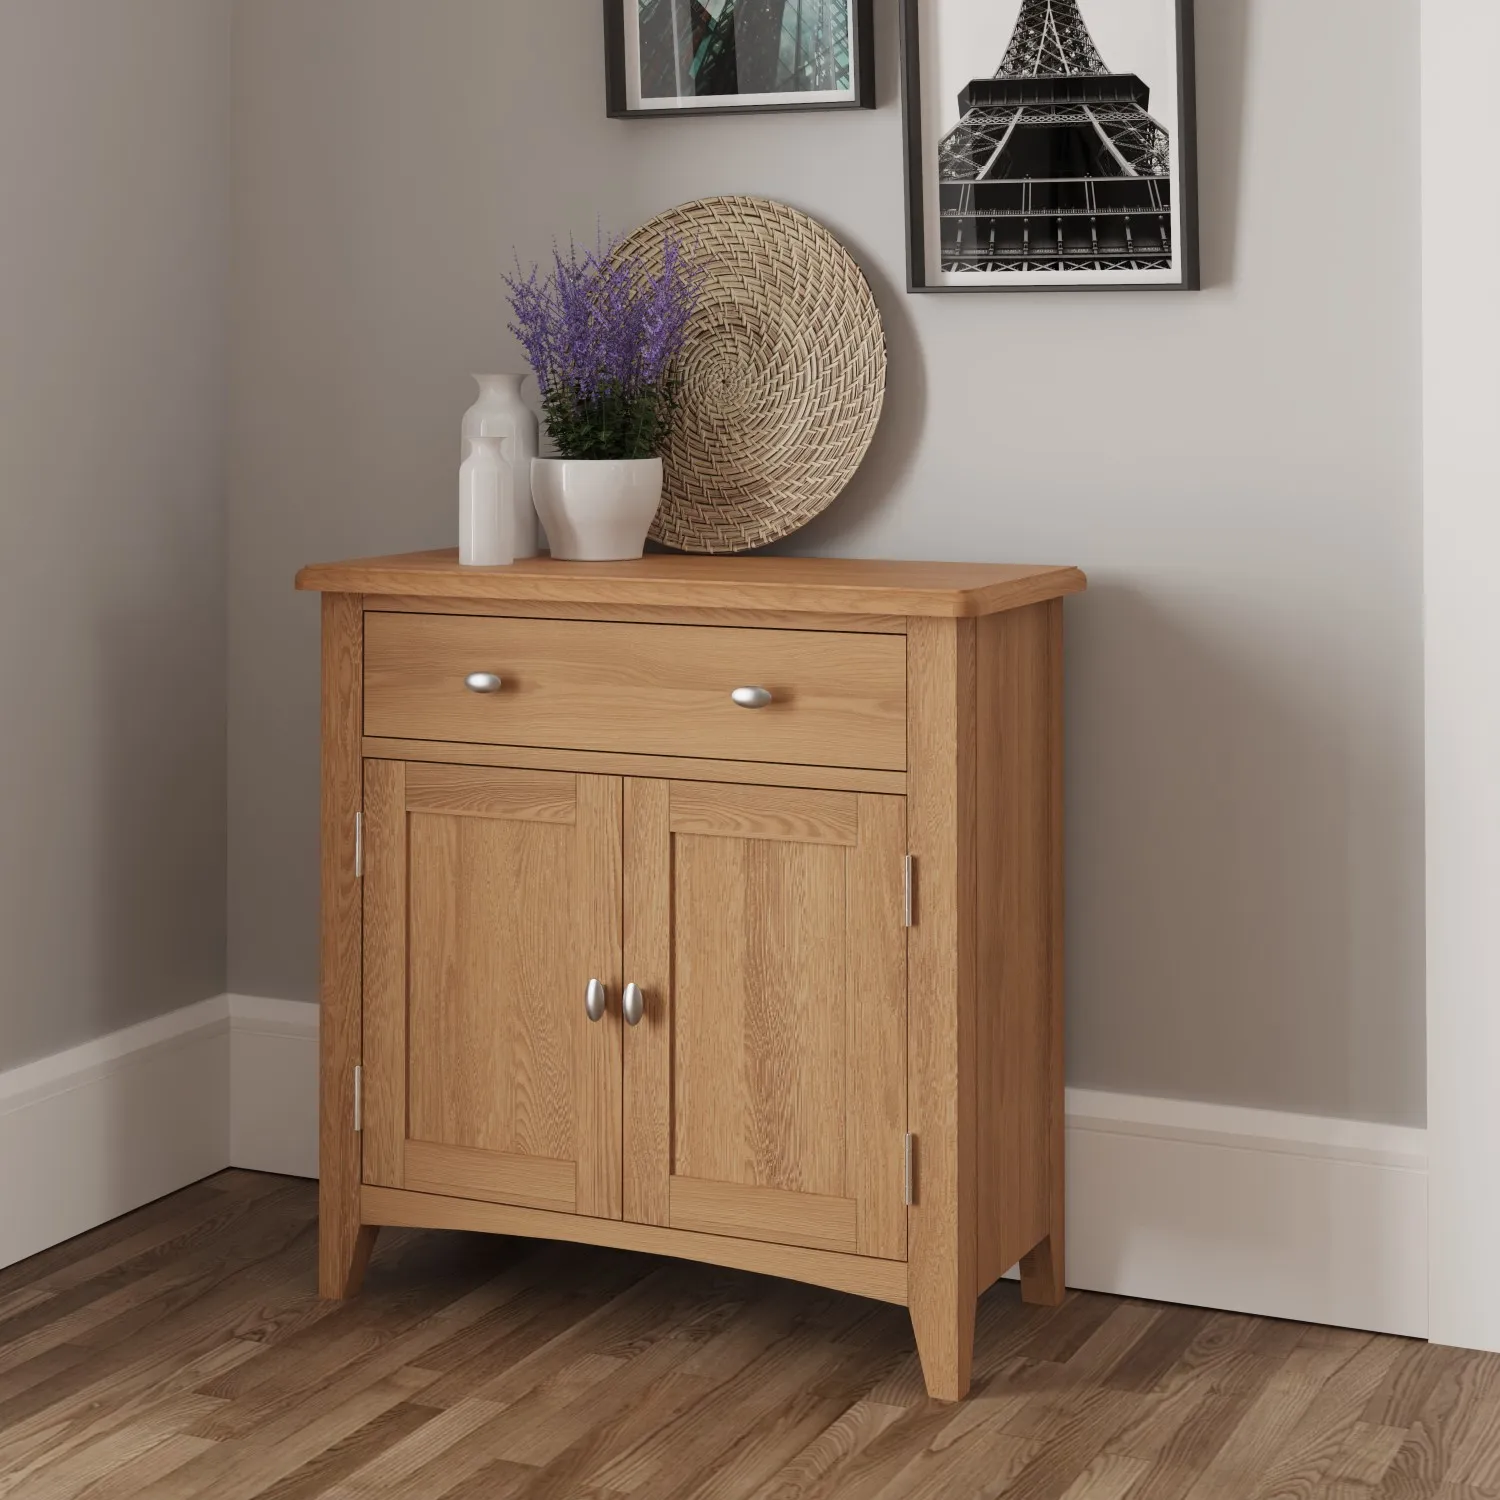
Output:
top-left (623, 983), bottom-right (645, 1027)
top-left (585, 979), bottom-right (607, 1024)
top-left (465, 672), bottom-right (504, 694)
top-left (731, 686), bottom-right (774, 710)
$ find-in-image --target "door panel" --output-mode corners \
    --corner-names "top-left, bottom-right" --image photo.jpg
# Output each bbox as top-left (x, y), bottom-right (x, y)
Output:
top-left (362, 760), bottom-right (623, 1220)
top-left (672, 829), bottom-right (850, 1197)
top-left (624, 779), bottom-right (908, 1259)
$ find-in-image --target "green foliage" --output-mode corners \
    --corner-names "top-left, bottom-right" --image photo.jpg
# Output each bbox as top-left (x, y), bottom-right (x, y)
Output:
top-left (541, 376), bottom-right (683, 462)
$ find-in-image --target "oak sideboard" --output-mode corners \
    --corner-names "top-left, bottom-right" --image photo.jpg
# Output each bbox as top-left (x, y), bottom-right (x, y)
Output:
top-left (296, 550), bottom-right (1086, 1401)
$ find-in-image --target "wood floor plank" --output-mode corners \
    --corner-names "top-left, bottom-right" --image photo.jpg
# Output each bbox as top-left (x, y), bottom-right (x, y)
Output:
top-left (1246, 1334), bottom-right (1405, 1499)
top-left (870, 1431), bottom-right (1039, 1500)
top-left (472, 1270), bottom-right (755, 1481)
top-left (1365, 1341), bottom-right (1459, 1427)
top-left (747, 1398), bottom-right (909, 1500)
top-left (1103, 1388), bottom-right (1256, 1500)
top-left (433, 1258), bottom-right (676, 1411)
top-left (1011, 1291), bottom-right (1121, 1367)
top-left (854, 1392), bottom-right (1034, 1500)
top-left (1105, 1306), bottom-right (1212, 1394)
top-left (585, 1292), bottom-right (871, 1495)
top-left (1178, 1332), bottom-right (1388, 1500)
top-left (1326, 1422), bottom-right (1415, 1488)
top-left (1441, 1355), bottom-right (1500, 1492)
top-left (683, 1315), bottom-right (952, 1500)
top-left (439, 1459), bottom-right (544, 1499)
top-left (144, 1368), bottom-right (444, 1500)
top-left (70, 1432), bottom-right (216, 1499)
top-left (0, 1289), bottom-right (54, 1328)
top-left (764, 1401), bottom-right (990, 1500)
top-left (317, 1396), bottom-right (508, 1498)
top-left (990, 1389), bottom-right (1143, 1500)
top-left (1, 1173), bottom-right (1499, 1500)
top-left (10, 1422), bottom-right (213, 1500)
top-left (0, 1231), bottom-right (321, 1472)
top-left (0, 1340), bottom-right (257, 1485)
top-left (1376, 1351), bottom-right (1500, 1499)
top-left (0, 1175), bottom-right (264, 1301)
top-left (661, 1387), bottom-right (853, 1500)
top-left (1058, 1453), bottom-right (1154, 1500)
top-left (239, 1401), bottom-right (440, 1500)
top-left (485, 1364), bottom-right (718, 1500)
top-left (0, 1191), bottom-right (310, 1380)
top-left (1104, 1310), bottom-right (1272, 1466)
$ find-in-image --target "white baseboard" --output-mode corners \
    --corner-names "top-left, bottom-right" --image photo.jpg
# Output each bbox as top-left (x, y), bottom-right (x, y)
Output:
top-left (1056, 1089), bottom-right (1428, 1339)
top-left (228, 995), bottom-right (320, 1179)
top-left (2, 994), bottom-right (1431, 1340)
top-left (0, 999), bottom-right (231, 1269)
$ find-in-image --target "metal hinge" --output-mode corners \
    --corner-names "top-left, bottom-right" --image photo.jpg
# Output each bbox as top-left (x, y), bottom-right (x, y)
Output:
top-left (904, 1133), bottom-right (916, 1206)
top-left (353, 1065), bottom-right (363, 1133)
top-left (354, 812), bottom-right (364, 879)
top-left (903, 855), bottom-right (915, 928)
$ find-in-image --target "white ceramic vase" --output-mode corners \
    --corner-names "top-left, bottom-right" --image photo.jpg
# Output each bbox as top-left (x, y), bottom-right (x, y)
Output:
top-left (460, 374), bottom-right (539, 560)
top-left (458, 435), bottom-right (515, 566)
top-left (531, 458), bottom-right (664, 562)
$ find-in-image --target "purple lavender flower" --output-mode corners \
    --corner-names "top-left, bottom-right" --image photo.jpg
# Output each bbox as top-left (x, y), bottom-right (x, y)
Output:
top-left (503, 233), bottom-right (707, 461)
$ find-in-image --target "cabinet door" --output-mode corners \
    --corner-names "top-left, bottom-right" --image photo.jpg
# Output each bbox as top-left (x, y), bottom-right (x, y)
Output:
top-left (624, 780), bottom-right (907, 1260)
top-left (361, 761), bottom-right (623, 1220)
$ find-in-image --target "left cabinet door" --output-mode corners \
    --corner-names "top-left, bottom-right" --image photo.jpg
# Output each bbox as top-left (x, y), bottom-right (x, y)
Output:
top-left (360, 760), bottom-right (624, 1221)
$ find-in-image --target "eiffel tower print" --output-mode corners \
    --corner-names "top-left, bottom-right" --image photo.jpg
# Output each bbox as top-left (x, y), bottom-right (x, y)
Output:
top-left (937, 0), bottom-right (1173, 273)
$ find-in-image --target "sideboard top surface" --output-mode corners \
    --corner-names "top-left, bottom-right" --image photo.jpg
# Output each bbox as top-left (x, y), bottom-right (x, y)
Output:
top-left (295, 550), bottom-right (1087, 618)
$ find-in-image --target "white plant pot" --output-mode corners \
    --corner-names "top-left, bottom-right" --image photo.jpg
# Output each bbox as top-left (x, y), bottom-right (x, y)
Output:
top-left (531, 457), bottom-right (663, 562)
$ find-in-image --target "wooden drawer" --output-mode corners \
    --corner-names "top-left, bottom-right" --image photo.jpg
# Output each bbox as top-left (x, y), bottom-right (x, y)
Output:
top-left (363, 612), bottom-right (908, 771)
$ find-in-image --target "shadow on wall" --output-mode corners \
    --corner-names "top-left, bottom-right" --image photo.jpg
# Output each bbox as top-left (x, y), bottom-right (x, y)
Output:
top-left (1065, 582), bottom-right (1422, 1124)
top-left (1195, 0), bottom-right (1254, 290)
top-left (793, 229), bottom-right (928, 542)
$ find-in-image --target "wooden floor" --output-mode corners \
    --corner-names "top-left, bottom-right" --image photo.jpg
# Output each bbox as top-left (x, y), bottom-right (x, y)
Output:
top-left (1, 1173), bottom-right (1497, 1499)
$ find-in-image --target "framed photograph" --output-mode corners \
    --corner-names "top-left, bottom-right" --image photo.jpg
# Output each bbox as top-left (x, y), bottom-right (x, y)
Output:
top-left (604, 0), bottom-right (875, 117)
top-left (900, 0), bottom-right (1198, 291)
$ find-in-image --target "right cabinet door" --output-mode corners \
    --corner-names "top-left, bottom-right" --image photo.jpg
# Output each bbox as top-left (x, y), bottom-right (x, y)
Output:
top-left (624, 779), bottom-right (908, 1261)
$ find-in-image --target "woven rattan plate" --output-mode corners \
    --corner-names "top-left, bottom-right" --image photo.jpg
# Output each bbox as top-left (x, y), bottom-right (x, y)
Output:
top-left (616, 197), bottom-right (886, 555)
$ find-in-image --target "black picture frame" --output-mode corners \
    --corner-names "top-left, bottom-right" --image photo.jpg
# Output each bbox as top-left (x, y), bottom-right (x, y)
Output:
top-left (604, 0), bottom-right (876, 118)
top-left (900, 0), bottom-right (1199, 292)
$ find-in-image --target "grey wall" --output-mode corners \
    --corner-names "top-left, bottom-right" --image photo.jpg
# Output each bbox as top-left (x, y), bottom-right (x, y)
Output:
top-left (229, 0), bottom-right (1424, 1125)
top-left (0, 1), bottom-right (231, 1070)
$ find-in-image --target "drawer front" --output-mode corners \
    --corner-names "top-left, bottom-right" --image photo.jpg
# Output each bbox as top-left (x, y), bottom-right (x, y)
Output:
top-left (364, 613), bottom-right (907, 771)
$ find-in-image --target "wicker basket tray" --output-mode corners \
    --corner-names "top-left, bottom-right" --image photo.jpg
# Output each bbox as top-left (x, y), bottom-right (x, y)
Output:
top-left (616, 196), bottom-right (887, 555)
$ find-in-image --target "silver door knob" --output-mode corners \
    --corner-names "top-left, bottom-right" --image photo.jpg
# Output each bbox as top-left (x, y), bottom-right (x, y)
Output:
top-left (465, 672), bottom-right (504, 694)
top-left (731, 686), bottom-right (774, 709)
top-left (585, 979), bottom-right (607, 1024)
top-left (623, 983), bottom-right (645, 1027)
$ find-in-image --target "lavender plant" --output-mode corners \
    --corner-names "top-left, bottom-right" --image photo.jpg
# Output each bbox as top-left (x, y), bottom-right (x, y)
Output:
top-left (503, 234), bottom-right (706, 462)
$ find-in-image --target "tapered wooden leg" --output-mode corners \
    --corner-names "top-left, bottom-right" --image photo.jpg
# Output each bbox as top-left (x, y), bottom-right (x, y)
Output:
top-left (911, 1285), bottom-right (979, 1402)
top-left (1020, 1230), bottom-right (1065, 1306)
top-left (320, 1209), bottom-right (378, 1299)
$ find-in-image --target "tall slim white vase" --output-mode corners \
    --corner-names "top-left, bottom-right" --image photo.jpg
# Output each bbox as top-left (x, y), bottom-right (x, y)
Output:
top-left (459, 435), bottom-right (515, 566)
top-left (461, 374), bottom-right (539, 558)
